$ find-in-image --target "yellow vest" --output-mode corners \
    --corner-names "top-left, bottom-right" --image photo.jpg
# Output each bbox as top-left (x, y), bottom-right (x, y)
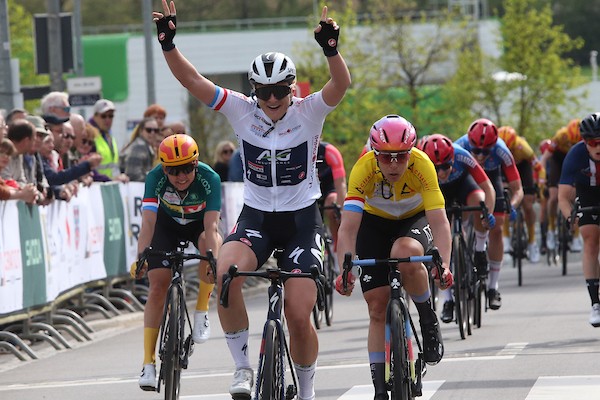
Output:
top-left (94, 132), bottom-right (120, 178)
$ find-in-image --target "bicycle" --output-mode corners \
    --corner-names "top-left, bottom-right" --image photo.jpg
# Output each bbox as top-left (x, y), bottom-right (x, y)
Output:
top-left (136, 242), bottom-right (217, 400)
top-left (445, 201), bottom-right (489, 339)
top-left (510, 206), bottom-right (528, 286)
top-left (313, 204), bottom-right (340, 329)
top-left (220, 263), bottom-right (325, 400)
top-left (341, 248), bottom-right (445, 400)
top-left (556, 212), bottom-right (571, 276)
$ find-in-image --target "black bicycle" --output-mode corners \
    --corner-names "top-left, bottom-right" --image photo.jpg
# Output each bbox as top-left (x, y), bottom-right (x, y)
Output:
top-left (556, 212), bottom-right (571, 276)
top-left (313, 204), bottom-right (340, 329)
top-left (446, 201), bottom-right (489, 339)
top-left (510, 206), bottom-right (528, 286)
top-left (342, 248), bottom-right (445, 400)
top-left (136, 242), bottom-right (216, 400)
top-left (220, 263), bottom-right (325, 400)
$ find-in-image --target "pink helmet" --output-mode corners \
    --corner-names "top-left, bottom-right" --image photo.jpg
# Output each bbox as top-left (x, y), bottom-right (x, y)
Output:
top-left (369, 115), bottom-right (417, 152)
top-left (467, 118), bottom-right (498, 148)
top-left (539, 138), bottom-right (552, 154)
top-left (421, 134), bottom-right (454, 165)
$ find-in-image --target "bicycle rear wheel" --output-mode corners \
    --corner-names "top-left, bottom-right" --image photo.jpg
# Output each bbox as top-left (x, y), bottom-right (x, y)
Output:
top-left (388, 300), bottom-right (413, 400)
top-left (558, 214), bottom-right (569, 276)
top-left (452, 235), bottom-right (469, 340)
top-left (160, 286), bottom-right (182, 400)
top-left (258, 320), bottom-right (284, 400)
top-left (514, 211), bottom-right (525, 286)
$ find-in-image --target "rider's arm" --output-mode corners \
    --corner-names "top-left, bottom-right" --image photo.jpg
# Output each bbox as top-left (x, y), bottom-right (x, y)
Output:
top-left (425, 208), bottom-right (452, 272)
top-left (325, 144), bottom-right (347, 208)
top-left (137, 209), bottom-right (157, 255)
top-left (321, 54), bottom-right (351, 107)
top-left (336, 210), bottom-right (362, 270)
top-left (203, 210), bottom-right (221, 258)
top-left (557, 184), bottom-right (576, 220)
top-left (508, 179), bottom-right (524, 209)
top-left (479, 178), bottom-right (496, 214)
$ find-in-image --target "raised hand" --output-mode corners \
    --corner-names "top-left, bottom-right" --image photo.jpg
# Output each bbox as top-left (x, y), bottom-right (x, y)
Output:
top-left (153, 0), bottom-right (177, 51)
top-left (314, 6), bottom-right (340, 57)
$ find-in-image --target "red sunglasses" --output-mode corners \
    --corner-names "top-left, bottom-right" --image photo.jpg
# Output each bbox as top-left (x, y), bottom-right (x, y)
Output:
top-left (585, 138), bottom-right (600, 148)
top-left (374, 150), bottom-right (411, 164)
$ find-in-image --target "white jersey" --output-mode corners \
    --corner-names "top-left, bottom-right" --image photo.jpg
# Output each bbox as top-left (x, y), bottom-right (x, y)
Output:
top-left (209, 86), bottom-right (335, 212)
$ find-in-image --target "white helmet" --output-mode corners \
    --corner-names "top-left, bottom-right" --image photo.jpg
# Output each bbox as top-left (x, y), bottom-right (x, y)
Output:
top-left (248, 52), bottom-right (296, 85)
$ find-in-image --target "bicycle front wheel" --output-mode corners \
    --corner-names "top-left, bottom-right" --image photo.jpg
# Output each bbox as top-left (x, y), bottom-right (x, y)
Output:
top-left (258, 320), bottom-right (284, 400)
top-left (389, 300), bottom-right (413, 400)
top-left (452, 235), bottom-right (469, 340)
top-left (160, 286), bottom-right (182, 400)
top-left (323, 242), bottom-right (336, 326)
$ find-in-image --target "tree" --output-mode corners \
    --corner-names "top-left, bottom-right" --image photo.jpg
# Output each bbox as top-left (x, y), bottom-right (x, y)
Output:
top-left (443, 0), bottom-right (583, 143)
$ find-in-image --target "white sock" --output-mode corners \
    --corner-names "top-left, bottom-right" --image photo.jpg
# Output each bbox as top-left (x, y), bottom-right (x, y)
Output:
top-left (294, 362), bottom-right (316, 400)
top-left (475, 230), bottom-right (488, 252)
top-left (488, 260), bottom-right (502, 290)
top-left (224, 328), bottom-right (251, 370)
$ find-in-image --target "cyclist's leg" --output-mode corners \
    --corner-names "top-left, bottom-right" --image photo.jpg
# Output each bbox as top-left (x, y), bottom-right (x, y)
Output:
top-left (280, 202), bottom-right (325, 400)
top-left (519, 161), bottom-right (539, 261)
top-left (546, 154), bottom-right (562, 249)
top-left (463, 181), bottom-right (490, 274)
top-left (390, 213), bottom-right (443, 365)
top-left (575, 188), bottom-right (600, 326)
top-left (356, 212), bottom-right (397, 398)
top-left (193, 227), bottom-right (223, 343)
top-left (487, 170), bottom-right (506, 309)
top-left (217, 205), bottom-right (270, 395)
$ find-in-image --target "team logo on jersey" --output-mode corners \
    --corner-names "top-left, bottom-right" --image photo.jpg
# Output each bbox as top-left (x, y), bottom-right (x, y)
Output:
top-left (411, 228), bottom-right (421, 235)
top-left (401, 183), bottom-right (413, 195)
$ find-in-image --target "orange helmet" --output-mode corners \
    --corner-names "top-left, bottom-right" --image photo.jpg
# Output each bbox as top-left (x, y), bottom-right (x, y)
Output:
top-left (158, 134), bottom-right (199, 166)
top-left (566, 119), bottom-right (581, 143)
top-left (498, 126), bottom-right (517, 150)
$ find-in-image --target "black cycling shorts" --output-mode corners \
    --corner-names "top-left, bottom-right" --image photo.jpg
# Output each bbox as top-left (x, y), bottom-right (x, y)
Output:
top-left (355, 211), bottom-right (434, 293)
top-left (575, 185), bottom-right (600, 226)
top-left (148, 207), bottom-right (205, 271)
top-left (516, 160), bottom-right (536, 195)
top-left (224, 202), bottom-right (324, 273)
top-left (441, 173), bottom-right (482, 206)
top-left (547, 152), bottom-right (566, 188)
top-left (487, 168), bottom-right (507, 215)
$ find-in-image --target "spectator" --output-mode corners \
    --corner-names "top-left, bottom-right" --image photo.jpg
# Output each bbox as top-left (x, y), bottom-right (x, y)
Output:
top-left (5, 108), bottom-right (27, 125)
top-left (41, 91), bottom-right (71, 121)
top-left (212, 140), bottom-right (235, 182)
top-left (38, 134), bottom-right (75, 202)
top-left (0, 138), bottom-right (37, 203)
top-left (1, 119), bottom-right (33, 185)
top-left (24, 115), bottom-right (56, 204)
top-left (0, 112), bottom-right (6, 140)
top-left (79, 124), bottom-right (111, 183)
top-left (42, 114), bottom-right (70, 170)
top-left (69, 113), bottom-right (87, 161)
top-left (61, 122), bottom-right (77, 168)
top-left (143, 104), bottom-right (167, 129)
top-left (119, 117), bottom-right (158, 182)
top-left (88, 99), bottom-right (129, 182)
top-left (169, 121), bottom-right (186, 134)
top-left (227, 148), bottom-right (243, 182)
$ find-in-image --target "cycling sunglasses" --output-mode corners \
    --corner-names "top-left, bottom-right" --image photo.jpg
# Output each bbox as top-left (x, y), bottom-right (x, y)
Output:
top-left (165, 162), bottom-right (196, 176)
top-left (435, 162), bottom-right (453, 172)
top-left (254, 85), bottom-right (292, 101)
top-left (374, 150), bottom-right (411, 164)
top-left (471, 146), bottom-right (492, 156)
top-left (585, 138), bottom-right (600, 148)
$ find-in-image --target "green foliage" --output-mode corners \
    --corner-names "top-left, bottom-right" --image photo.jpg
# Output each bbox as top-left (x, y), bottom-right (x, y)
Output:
top-left (8, 0), bottom-right (49, 112)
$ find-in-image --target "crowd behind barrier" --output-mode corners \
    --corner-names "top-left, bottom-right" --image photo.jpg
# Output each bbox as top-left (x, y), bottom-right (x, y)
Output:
top-left (0, 181), bottom-right (244, 319)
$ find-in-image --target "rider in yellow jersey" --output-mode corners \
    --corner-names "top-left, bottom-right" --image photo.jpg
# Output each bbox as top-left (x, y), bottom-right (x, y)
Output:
top-left (335, 115), bottom-right (452, 400)
top-left (540, 119), bottom-right (583, 252)
top-left (498, 126), bottom-right (546, 263)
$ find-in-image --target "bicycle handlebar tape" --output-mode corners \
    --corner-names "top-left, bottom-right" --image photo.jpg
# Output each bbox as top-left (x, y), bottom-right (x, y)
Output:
top-left (314, 21), bottom-right (339, 57)
top-left (156, 15), bottom-right (176, 52)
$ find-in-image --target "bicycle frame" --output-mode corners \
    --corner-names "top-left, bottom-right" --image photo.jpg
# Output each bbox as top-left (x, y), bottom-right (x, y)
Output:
top-left (137, 242), bottom-right (216, 400)
top-left (220, 264), bottom-right (325, 400)
top-left (445, 201), bottom-right (488, 339)
top-left (342, 249), bottom-right (444, 399)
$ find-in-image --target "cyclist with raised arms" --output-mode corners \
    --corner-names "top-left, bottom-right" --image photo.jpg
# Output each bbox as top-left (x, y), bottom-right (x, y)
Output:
top-left (558, 113), bottom-right (600, 327)
top-left (455, 118), bottom-right (523, 310)
top-left (316, 141), bottom-right (346, 247)
top-left (153, 1), bottom-right (351, 398)
top-left (131, 134), bottom-right (222, 391)
top-left (335, 115), bottom-right (453, 400)
top-left (541, 119), bottom-right (583, 252)
top-left (498, 126), bottom-right (545, 263)
top-left (419, 133), bottom-right (496, 323)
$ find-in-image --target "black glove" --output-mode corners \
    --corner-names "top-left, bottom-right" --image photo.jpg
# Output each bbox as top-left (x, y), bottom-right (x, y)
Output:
top-left (314, 21), bottom-right (339, 57)
top-left (156, 15), bottom-right (177, 52)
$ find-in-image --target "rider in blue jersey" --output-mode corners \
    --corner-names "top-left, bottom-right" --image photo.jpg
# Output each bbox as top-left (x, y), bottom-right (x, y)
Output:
top-left (420, 134), bottom-right (496, 322)
top-left (455, 119), bottom-right (523, 310)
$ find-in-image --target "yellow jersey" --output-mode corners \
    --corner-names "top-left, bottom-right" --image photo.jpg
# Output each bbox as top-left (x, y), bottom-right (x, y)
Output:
top-left (551, 126), bottom-right (581, 155)
top-left (344, 148), bottom-right (445, 220)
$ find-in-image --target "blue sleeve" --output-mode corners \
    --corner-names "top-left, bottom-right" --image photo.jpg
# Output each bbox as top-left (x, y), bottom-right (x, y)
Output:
top-left (204, 169), bottom-right (222, 212)
top-left (43, 159), bottom-right (92, 186)
top-left (559, 142), bottom-right (586, 185)
top-left (228, 150), bottom-right (244, 182)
